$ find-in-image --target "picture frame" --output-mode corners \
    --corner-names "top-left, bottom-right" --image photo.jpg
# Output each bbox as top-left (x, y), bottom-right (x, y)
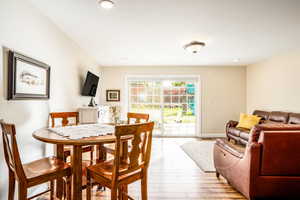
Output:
top-left (7, 51), bottom-right (50, 100)
top-left (106, 90), bottom-right (120, 102)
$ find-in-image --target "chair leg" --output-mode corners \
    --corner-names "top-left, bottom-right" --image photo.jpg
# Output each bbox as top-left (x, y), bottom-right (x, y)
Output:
top-left (118, 186), bottom-right (123, 200)
top-left (141, 171), bottom-right (148, 200)
top-left (50, 180), bottom-right (54, 200)
top-left (122, 185), bottom-right (128, 200)
top-left (66, 175), bottom-right (72, 200)
top-left (18, 183), bottom-right (27, 200)
top-left (8, 170), bottom-right (15, 200)
top-left (87, 171), bottom-right (92, 200)
top-left (111, 186), bottom-right (118, 200)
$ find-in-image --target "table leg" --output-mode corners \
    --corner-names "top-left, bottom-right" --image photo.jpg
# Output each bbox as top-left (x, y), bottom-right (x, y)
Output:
top-left (72, 145), bottom-right (83, 200)
top-left (55, 144), bottom-right (64, 199)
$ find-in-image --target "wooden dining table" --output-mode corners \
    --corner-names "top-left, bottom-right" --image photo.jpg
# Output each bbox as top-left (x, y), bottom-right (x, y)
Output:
top-left (32, 126), bottom-right (129, 200)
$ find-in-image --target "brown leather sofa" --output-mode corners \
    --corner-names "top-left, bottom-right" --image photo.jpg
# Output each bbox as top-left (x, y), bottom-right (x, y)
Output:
top-left (226, 110), bottom-right (300, 145)
top-left (214, 124), bottom-right (300, 199)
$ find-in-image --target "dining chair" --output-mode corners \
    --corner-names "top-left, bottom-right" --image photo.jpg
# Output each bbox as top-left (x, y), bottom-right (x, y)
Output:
top-left (86, 121), bottom-right (154, 200)
top-left (49, 112), bottom-right (94, 161)
top-left (127, 112), bottom-right (150, 124)
top-left (1, 122), bottom-right (72, 200)
top-left (101, 112), bottom-right (150, 158)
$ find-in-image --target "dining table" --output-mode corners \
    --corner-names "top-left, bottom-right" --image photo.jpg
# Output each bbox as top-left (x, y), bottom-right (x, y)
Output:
top-left (32, 125), bottom-right (129, 200)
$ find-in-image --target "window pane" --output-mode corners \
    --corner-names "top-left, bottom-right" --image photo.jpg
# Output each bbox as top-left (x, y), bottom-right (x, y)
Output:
top-left (130, 96), bottom-right (138, 103)
top-left (188, 96), bottom-right (195, 103)
top-left (172, 96), bottom-right (179, 103)
top-left (146, 96), bottom-right (152, 103)
top-left (179, 88), bottom-right (187, 95)
top-left (147, 88), bottom-right (153, 95)
top-left (180, 96), bottom-right (187, 103)
top-left (154, 88), bottom-right (160, 95)
top-left (164, 96), bottom-right (171, 103)
top-left (130, 88), bottom-right (138, 95)
top-left (163, 89), bottom-right (171, 95)
top-left (186, 83), bottom-right (195, 95)
top-left (154, 96), bottom-right (160, 103)
top-left (172, 88), bottom-right (179, 95)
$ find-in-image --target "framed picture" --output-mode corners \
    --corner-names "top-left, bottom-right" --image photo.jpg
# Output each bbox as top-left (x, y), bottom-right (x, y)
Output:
top-left (106, 90), bottom-right (120, 102)
top-left (7, 51), bottom-right (50, 100)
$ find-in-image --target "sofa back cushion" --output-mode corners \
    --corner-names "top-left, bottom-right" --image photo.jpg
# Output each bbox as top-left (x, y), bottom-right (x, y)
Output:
top-left (288, 113), bottom-right (300, 124)
top-left (252, 110), bottom-right (269, 121)
top-left (259, 128), bottom-right (300, 176)
top-left (267, 111), bottom-right (289, 124)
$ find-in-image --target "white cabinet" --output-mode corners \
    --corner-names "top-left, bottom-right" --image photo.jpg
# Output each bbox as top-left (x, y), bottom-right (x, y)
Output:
top-left (78, 107), bottom-right (99, 124)
top-left (78, 106), bottom-right (112, 124)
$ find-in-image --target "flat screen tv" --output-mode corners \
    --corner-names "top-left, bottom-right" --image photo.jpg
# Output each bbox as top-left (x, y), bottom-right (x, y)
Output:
top-left (82, 71), bottom-right (99, 106)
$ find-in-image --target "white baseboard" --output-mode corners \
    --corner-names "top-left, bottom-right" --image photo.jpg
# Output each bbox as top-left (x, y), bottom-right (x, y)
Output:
top-left (200, 133), bottom-right (226, 138)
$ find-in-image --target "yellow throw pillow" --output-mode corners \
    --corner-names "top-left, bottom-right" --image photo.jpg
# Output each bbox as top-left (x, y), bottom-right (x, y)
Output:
top-left (236, 113), bottom-right (261, 130)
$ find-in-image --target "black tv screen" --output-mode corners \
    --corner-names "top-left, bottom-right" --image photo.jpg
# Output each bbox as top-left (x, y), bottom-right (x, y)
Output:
top-left (82, 71), bottom-right (99, 97)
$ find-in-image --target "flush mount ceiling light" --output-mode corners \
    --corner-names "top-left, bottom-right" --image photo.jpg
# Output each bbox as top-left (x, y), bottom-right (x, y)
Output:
top-left (98, 0), bottom-right (114, 9)
top-left (184, 41), bottom-right (206, 54)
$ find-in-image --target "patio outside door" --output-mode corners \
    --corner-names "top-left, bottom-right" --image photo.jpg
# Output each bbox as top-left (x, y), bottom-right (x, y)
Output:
top-left (127, 76), bottom-right (199, 137)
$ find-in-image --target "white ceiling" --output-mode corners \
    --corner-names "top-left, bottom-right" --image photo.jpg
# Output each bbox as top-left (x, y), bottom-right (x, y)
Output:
top-left (29, 0), bottom-right (300, 67)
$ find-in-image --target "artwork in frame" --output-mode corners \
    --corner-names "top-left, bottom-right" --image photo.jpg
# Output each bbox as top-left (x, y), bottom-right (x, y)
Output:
top-left (7, 51), bottom-right (50, 100)
top-left (106, 90), bottom-right (120, 102)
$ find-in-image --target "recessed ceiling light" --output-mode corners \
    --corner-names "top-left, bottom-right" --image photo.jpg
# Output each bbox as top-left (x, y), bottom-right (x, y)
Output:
top-left (98, 0), bottom-right (114, 9)
top-left (184, 41), bottom-right (206, 54)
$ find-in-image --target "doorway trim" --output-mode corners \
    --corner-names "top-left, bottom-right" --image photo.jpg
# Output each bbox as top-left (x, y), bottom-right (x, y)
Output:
top-left (124, 74), bottom-right (202, 137)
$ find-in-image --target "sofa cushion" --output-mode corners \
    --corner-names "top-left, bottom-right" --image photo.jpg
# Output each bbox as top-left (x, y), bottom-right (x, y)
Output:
top-left (288, 113), bottom-right (300, 124)
top-left (228, 127), bottom-right (241, 137)
top-left (268, 111), bottom-right (289, 123)
top-left (240, 131), bottom-right (250, 141)
top-left (253, 110), bottom-right (270, 121)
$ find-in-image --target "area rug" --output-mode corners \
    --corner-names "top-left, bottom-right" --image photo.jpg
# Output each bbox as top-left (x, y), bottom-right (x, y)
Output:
top-left (181, 140), bottom-right (216, 172)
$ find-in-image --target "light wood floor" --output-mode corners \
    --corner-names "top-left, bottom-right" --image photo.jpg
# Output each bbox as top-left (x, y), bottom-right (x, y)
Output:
top-left (45, 138), bottom-right (246, 200)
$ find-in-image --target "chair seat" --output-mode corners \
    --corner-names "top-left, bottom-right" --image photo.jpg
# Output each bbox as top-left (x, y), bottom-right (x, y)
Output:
top-left (23, 156), bottom-right (71, 186)
top-left (88, 160), bottom-right (129, 176)
top-left (88, 160), bottom-right (141, 182)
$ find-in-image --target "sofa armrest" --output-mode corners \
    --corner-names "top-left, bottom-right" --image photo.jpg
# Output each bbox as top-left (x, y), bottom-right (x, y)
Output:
top-left (214, 140), bottom-right (262, 199)
top-left (215, 139), bottom-right (244, 158)
top-left (226, 120), bottom-right (239, 136)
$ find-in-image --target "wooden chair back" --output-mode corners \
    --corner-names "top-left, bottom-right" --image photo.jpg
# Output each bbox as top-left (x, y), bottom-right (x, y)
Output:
top-left (1, 122), bottom-right (26, 182)
top-left (113, 122), bottom-right (154, 179)
top-left (127, 112), bottom-right (150, 124)
top-left (50, 112), bottom-right (79, 128)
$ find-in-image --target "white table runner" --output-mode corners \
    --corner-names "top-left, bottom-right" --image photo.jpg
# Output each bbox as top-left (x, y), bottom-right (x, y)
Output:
top-left (49, 124), bottom-right (115, 139)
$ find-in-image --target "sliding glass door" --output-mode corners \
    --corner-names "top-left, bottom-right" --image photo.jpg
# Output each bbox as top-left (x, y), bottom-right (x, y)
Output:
top-left (127, 76), bottom-right (199, 137)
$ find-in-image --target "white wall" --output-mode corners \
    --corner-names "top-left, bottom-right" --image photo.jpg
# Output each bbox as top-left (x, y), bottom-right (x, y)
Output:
top-left (100, 66), bottom-right (246, 135)
top-left (247, 50), bottom-right (300, 113)
top-left (0, 0), bottom-right (100, 198)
